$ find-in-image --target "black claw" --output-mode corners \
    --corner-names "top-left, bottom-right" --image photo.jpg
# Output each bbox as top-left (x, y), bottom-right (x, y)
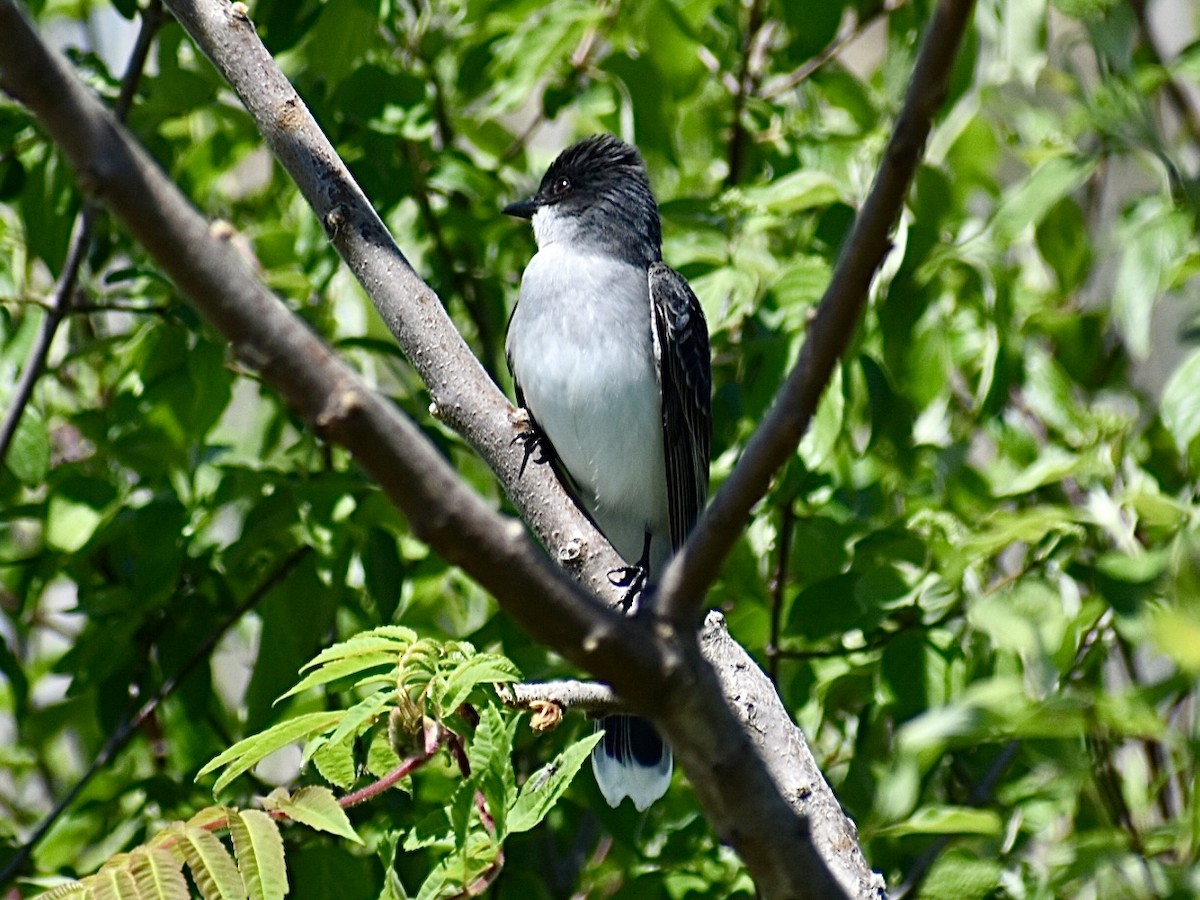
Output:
top-left (512, 427), bottom-right (552, 478)
top-left (607, 564), bottom-right (648, 612)
top-left (608, 532), bottom-right (655, 612)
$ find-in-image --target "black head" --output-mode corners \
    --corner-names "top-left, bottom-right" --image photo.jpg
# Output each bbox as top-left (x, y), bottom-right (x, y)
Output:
top-left (504, 134), bottom-right (662, 266)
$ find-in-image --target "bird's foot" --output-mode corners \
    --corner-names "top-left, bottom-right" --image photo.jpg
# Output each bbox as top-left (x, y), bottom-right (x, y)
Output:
top-left (607, 563), bottom-right (648, 613)
top-left (511, 426), bottom-right (552, 478)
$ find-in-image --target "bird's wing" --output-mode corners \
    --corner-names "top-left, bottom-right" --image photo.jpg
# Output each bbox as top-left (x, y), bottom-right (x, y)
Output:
top-left (649, 262), bottom-right (712, 551)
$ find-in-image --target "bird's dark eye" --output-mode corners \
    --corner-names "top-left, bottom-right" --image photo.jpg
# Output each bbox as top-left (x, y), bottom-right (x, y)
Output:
top-left (552, 176), bottom-right (571, 196)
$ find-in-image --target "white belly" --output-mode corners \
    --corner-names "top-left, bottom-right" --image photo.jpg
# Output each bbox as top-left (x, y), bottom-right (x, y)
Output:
top-left (507, 247), bottom-right (668, 566)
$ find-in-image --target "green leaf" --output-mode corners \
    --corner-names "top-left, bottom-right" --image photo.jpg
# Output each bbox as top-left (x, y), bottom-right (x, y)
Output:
top-left (466, 705), bottom-right (516, 840)
top-left (987, 445), bottom-right (1080, 496)
top-left (312, 735), bottom-right (357, 790)
top-left (412, 834), bottom-right (497, 900)
top-left (7, 407), bottom-right (49, 485)
top-left (877, 805), bottom-right (1003, 837)
top-left (129, 847), bottom-right (189, 900)
top-left (263, 786), bottom-right (362, 844)
top-left (989, 155), bottom-right (1093, 244)
top-left (507, 731), bottom-right (603, 834)
top-left (279, 652), bottom-right (398, 702)
top-left (229, 810), bottom-right (288, 900)
top-left (28, 883), bottom-right (88, 900)
top-left (438, 654), bottom-right (521, 715)
top-left (45, 483), bottom-right (112, 553)
top-left (739, 170), bottom-right (841, 213)
top-left (918, 851), bottom-right (1002, 900)
top-left (299, 628), bottom-right (417, 673)
top-left (1035, 196), bottom-right (1091, 292)
top-left (1161, 348), bottom-right (1200, 454)
top-left (177, 826), bottom-right (247, 900)
top-left (333, 690), bottom-right (397, 746)
top-left (197, 712), bottom-right (342, 794)
top-left (798, 364), bottom-right (844, 470)
top-left (1113, 201), bottom-right (1190, 358)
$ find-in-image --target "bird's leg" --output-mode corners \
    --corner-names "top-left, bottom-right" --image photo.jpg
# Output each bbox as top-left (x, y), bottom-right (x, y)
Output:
top-left (511, 412), bottom-right (554, 478)
top-left (608, 532), bottom-right (652, 612)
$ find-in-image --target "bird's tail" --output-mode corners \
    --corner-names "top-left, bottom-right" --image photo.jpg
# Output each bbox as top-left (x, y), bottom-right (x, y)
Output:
top-left (591, 714), bottom-right (672, 811)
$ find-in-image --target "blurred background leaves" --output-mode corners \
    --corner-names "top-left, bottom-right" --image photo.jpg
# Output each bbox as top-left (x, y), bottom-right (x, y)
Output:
top-left (2, 0), bottom-right (1200, 896)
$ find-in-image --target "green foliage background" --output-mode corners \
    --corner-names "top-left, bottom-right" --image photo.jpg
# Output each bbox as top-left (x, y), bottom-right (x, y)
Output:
top-left (2, 0), bottom-right (1200, 896)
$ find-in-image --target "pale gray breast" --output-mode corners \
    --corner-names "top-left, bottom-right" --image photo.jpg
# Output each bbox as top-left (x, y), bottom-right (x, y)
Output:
top-left (507, 246), bottom-right (669, 565)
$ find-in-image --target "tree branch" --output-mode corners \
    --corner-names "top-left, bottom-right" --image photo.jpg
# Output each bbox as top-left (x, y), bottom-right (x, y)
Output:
top-left (499, 680), bottom-right (624, 717)
top-left (0, 0), bottom-right (164, 467)
top-left (159, 0), bottom-right (630, 608)
top-left (0, 8), bottom-right (869, 895)
top-left (657, 0), bottom-right (977, 629)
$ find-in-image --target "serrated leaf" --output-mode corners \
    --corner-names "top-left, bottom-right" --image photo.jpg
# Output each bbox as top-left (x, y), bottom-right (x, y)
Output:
top-left (312, 734), bottom-right (357, 789)
top-left (412, 833), bottom-right (498, 900)
top-left (129, 847), bottom-right (189, 900)
top-left (326, 690), bottom-right (396, 749)
top-left (507, 731), bottom-right (603, 834)
top-left (365, 729), bottom-right (406, 784)
top-left (467, 705), bottom-right (516, 840)
top-left (178, 827), bottom-right (247, 900)
top-left (438, 654), bottom-right (521, 715)
top-left (919, 851), bottom-right (1002, 900)
top-left (398, 639), bottom-right (444, 702)
top-left (89, 863), bottom-right (136, 900)
top-left (185, 808), bottom-right (234, 831)
top-left (403, 781), bottom-right (474, 853)
top-left (30, 883), bottom-right (89, 900)
top-left (198, 712), bottom-right (342, 794)
top-left (229, 811), bottom-right (288, 900)
top-left (263, 786), bottom-right (362, 843)
top-left (278, 653), bottom-right (398, 702)
top-left (299, 628), bottom-right (417, 673)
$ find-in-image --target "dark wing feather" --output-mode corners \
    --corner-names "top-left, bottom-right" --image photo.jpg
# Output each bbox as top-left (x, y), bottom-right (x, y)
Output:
top-left (649, 262), bottom-right (712, 551)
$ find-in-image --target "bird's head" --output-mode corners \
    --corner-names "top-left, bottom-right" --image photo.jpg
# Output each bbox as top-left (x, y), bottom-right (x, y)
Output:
top-left (504, 134), bottom-right (662, 265)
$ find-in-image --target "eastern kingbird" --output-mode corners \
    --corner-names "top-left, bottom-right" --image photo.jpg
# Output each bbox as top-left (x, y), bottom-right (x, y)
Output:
top-left (504, 134), bottom-right (712, 811)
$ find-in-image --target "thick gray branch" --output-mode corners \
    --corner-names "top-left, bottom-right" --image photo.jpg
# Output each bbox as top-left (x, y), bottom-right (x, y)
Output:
top-left (0, 4), bottom-right (868, 896)
top-left (161, 0), bottom-right (628, 605)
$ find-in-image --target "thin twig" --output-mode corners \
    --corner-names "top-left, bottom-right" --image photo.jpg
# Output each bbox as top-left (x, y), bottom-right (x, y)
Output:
top-left (761, 1), bottom-right (905, 101)
top-left (0, 208), bottom-right (91, 462)
top-left (0, 0), bottom-right (163, 467)
top-left (1127, 0), bottom-right (1200, 155)
top-left (766, 501), bottom-right (795, 684)
top-left (726, 0), bottom-right (768, 186)
top-left (339, 724), bottom-right (445, 809)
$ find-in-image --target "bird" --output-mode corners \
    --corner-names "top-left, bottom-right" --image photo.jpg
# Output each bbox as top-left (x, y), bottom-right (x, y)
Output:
top-left (503, 134), bottom-right (711, 811)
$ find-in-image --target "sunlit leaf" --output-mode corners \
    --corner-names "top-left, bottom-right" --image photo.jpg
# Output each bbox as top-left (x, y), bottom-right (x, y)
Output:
top-left (507, 731), bottom-right (603, 834)
top-left (229, 811), bottom-right (288, 900)
top-left (262, 786), bottom-right (362, 844)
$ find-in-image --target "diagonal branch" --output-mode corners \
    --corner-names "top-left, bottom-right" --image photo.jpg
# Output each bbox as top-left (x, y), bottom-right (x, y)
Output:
top-left (0, 8), bottom-right (866, 896)
top-left (159, 0), bottom-right (630, 608)
top-left (657, 0), bottom-right (978, 628)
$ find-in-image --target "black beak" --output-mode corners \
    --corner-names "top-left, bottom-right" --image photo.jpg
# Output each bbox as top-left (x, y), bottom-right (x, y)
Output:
top-left (503, 196), bottom-right (539, 219)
